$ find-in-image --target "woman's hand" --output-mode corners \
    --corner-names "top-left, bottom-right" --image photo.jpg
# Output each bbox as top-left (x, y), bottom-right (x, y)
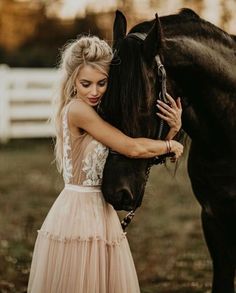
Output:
top-left (156, 93), bottom-right (182, 133)
top-left (169, 140), bottom-right (184, 163)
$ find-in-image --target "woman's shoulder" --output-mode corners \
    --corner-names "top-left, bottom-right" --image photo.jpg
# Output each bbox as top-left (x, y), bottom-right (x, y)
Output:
top-left (67, 99), bottom-right (94, 115)
top-left (63, 99), bottom-right (91, 137)
top-left (67, 99), bottom-right (98, 124)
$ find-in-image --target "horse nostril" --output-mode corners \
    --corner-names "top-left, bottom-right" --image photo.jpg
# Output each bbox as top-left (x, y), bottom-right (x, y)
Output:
top-left (114, 190), bottom-right (123, 203)
top-left (110, 188), bottom-right (134, 211)
top-left (122, 189), bottom-right (133, 205)
top-left (118, 188), bottom-right (133, 211)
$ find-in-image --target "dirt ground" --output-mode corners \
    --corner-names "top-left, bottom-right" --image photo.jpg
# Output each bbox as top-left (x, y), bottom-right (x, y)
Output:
top-left (0, 139), bottom-right (213, 293)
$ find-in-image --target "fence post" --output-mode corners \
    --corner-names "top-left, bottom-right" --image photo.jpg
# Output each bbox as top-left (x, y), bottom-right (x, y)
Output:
top-left (0, 64), bottom-right (10, 143)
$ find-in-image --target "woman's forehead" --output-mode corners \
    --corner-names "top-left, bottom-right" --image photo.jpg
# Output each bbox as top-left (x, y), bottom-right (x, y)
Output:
top-left (77, 64), bottom-right (107, 80)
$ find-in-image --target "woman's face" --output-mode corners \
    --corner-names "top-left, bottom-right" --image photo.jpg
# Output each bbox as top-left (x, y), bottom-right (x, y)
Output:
top-left (75, 65), bottom-right (108, 107)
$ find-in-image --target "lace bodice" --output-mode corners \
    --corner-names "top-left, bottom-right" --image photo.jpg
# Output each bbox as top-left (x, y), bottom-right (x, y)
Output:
top-left (62, 103), bottom-right (109, 186)
top-left (81, 140), bottom-right (109, 186)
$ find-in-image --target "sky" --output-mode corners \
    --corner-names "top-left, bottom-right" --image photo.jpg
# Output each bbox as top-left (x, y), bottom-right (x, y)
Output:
top-left (13, 0), bottom-right (236, 33)
top-left (58, 0), bottom-right (117, 18)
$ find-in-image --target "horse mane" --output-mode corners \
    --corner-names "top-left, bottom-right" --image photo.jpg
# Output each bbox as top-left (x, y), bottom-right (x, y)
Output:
top-left (230, 34), bottom-right (236, 41)
top-left (147, 8), bottom-right (236, 85)
top-left (100, 36), bottom-right (155, 137)
top-left (131, 8), bottom-right (234, 49)
top-left (159, 9), bottom-right (236, 89)
top-left (165, 36), bottom-right (236, 89)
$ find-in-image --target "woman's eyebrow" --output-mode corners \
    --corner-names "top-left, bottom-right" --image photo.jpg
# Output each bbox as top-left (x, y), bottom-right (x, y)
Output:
top-left (79, 79), bottom-right (91, 82)
top-left (79, 78), bottom-right (108, 82)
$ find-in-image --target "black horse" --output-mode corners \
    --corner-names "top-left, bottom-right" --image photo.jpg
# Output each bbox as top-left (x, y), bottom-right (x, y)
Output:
top-left (100, 8), bottom-right (236, 293)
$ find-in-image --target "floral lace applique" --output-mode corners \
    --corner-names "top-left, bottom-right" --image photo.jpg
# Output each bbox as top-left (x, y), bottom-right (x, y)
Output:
top-left (82, 140), bottom-right (108, 186)
top-left (62, 106), bottom-right (73, 183)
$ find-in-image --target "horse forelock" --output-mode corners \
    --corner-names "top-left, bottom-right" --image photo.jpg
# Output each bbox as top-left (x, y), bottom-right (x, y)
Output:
top-left (101, 36), bottom-right (156, 137)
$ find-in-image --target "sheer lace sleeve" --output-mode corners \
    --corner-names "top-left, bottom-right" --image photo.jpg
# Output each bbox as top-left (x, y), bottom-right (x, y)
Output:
top-left (62, 106), bottom-right (73, 183)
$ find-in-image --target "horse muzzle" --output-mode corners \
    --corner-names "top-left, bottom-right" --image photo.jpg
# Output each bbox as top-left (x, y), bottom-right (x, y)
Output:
top-left (102, 185), bottom-right (145, 211)
top-left (103, 186), bottom-right (133, 211)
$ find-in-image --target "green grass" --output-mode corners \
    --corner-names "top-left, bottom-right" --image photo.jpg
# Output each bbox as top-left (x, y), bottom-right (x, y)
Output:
top-left (0, 139), bottom-right (212, 293)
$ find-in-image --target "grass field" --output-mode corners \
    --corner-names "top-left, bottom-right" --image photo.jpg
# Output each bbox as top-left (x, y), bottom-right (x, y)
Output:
top-left (0, 139), bottom-right (212, 293)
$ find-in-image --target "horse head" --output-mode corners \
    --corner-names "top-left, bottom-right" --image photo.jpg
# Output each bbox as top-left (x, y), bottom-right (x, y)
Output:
top-left (100, 11), bottom-right (172, 211)
top-left (101, 8), bottom-right (236, 211)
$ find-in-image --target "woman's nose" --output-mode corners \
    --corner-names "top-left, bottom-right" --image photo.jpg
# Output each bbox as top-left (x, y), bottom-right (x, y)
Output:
top-left (91, 85), bottom-right (98, 96)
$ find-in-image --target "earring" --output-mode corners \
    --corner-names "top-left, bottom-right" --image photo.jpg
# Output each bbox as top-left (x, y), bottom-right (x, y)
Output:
top-left (72, 86), bottom-right (77, 96)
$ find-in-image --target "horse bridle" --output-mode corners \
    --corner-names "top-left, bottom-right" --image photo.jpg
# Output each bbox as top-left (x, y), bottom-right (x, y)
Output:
top-left (110, 32), bottom-right (171, 230)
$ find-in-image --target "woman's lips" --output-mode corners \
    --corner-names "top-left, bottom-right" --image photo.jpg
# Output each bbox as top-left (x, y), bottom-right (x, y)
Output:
top-left (88, 97), bottom-right (100, 103)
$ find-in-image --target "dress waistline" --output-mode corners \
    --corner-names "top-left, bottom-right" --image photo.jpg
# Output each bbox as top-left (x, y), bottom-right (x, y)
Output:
top-left (64, 184), bottom-right (101, 193)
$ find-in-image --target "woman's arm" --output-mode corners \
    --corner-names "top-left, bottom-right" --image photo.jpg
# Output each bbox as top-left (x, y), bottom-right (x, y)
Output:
top-left (69, 100), bottom-right (183, 159)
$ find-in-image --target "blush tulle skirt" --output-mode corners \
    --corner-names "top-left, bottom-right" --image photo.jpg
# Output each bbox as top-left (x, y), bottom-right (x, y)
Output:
top-left (27, 184), bottom-right (140, 293)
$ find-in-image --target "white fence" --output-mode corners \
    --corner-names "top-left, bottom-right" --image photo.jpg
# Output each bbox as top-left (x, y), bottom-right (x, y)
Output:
top-left (0, 65), bottom-right (59, 143)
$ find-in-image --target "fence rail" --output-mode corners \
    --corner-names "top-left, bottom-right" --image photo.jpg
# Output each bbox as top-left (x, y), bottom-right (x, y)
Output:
top-left (0, 65), bottom-right (59, 143)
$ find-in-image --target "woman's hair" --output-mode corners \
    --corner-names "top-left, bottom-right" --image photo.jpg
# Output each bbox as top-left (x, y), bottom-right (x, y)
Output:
top-left (53, 35), bottom-right (113, 172)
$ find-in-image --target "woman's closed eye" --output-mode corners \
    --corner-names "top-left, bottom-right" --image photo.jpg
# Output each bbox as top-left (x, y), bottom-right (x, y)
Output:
top-left (98, 80), bottom-right (107, 87)
top-left (80, 82), bottom-right (90, 88)
top-left (80, 80), bottom-right (107, 88)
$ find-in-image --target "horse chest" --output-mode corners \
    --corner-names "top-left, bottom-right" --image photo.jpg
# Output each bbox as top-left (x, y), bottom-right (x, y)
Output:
top-left (187, 143), bottom-right (236, 202)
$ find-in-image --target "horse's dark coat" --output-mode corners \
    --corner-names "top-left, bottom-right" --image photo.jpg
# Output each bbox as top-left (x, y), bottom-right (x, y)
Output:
top-left (101, 8), bottom-right (236, 293)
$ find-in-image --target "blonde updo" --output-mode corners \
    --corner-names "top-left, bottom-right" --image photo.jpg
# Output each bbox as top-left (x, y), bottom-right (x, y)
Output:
top-left (53, 36), bottom-right (113, 172)
top-left (60, 35), bottom-right (113, 101)
top-left (61, 36), bottom-right (113, 79)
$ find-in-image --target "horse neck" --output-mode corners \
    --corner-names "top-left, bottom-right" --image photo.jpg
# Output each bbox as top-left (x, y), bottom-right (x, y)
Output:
top-left (163, 36), bottom-right (236, 152)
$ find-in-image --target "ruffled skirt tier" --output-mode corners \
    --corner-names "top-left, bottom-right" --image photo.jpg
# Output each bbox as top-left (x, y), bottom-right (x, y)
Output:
top-left (27, 185), bottom-right (140, 293)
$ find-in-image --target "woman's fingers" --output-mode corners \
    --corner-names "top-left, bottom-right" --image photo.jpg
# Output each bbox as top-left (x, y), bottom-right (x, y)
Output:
top-left (176, 97), bottom-right (182, 110)
top-left (156, 112), bottom-right (170, 121)
top-left (156, 94), bottom-right (182, 131)
top-left (157, 100), bottom-right (176, 114)
top-left (166, 93), bottom-right (177, 108)
top-left (156, 104), bottom-right (175, 116)
top-left (158, 93), bottom-right (182, 111)
top-left (170, 157), bottom-right (177, 163)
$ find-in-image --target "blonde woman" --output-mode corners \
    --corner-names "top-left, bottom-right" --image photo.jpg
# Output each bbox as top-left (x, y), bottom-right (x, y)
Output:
top-left (27, 35), bottom-right (183, 293)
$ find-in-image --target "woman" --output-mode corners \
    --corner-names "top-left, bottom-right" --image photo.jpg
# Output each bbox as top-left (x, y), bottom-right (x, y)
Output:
top-left (27, 35), bottom-right (183, 293)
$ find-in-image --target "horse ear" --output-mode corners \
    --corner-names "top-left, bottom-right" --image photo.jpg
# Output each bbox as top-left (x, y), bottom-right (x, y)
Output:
top-left (113, 10), bottom-right (127, 44)
top-left (143, 13), bottom-right (163, 63)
